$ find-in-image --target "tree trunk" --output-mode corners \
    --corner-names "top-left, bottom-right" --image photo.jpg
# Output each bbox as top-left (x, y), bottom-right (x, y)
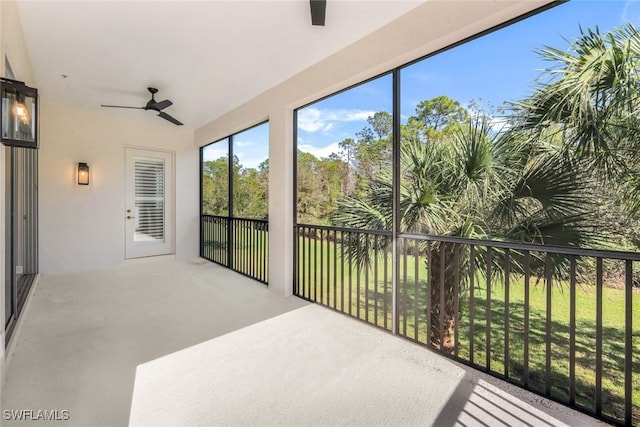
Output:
top-left (426, 241), bottom-right (459, 352)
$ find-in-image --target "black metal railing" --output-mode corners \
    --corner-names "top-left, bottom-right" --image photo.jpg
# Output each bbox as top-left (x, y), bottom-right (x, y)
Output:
top-left (201, 215), bottom-right (229, 266)
top-left (201, 215), bottom-right (268, 284)
top-left (294, 224), bottom-right (639, 426)
top-left (295, 224), bottom-right (394, 332)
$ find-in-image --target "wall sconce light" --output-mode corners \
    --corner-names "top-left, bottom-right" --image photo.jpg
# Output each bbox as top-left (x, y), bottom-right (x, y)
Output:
top-left (0, 77), bottom-right (38, 149)
top-left (78, 162), bottom-right (89, 185)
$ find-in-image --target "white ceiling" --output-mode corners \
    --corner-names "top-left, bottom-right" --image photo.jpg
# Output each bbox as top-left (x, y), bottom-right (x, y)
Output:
top-left (15, 0), bottom-right (425, 129)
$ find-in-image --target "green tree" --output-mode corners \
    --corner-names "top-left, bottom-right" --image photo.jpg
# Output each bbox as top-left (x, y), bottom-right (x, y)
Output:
top-left (367, 111), bottom-right (392, 139)
top-left (415, 95), bottom-right (470, 132)
top-left (339, 138), bottom-right (357, 195)
top-left (297, 151), bottom-right (349, 224)
top-left (352, 112), bottom-right (393, 183)
top-left (234, 166), bottom-right (268, 219)
top-left (203, 155), bottom-right (269, 219)
top-left (202, 157), bottom-right (229, 216)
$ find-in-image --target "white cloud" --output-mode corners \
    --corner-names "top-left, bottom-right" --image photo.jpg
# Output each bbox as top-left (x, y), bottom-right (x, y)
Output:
top-left (298, 142), bottom-right (342, 159)
top-left (234, 140), bottom-right (254, 148)
top-left (202, 144), bottom-right (227, 161)
top-left (234, 139), bottom-right (267, 168)
top-left (235, 151), bottom-right (267, 169)
top-left (297, 107), bottom-right (375, 133)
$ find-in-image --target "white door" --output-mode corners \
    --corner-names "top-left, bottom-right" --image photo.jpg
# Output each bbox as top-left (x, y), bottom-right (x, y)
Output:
top-left (125, 148), bottom-right (174, 259)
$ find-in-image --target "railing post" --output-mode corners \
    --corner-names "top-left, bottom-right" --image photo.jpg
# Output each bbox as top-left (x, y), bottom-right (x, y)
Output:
top-left (199, 146), bottom-right (204, 258)
top-left (228, 137), bottom-right (234, 269)
top-left (595, 257), bottom-right (603, 416)
top-left (391, 69), bottom-right (401, 336)
top-left (625, 260), bottom-right (633, 425)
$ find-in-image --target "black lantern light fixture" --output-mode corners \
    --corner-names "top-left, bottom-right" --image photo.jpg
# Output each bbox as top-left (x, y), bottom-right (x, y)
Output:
top-left (77, 162), bottom-right (89, 185)
top-left (1, 77), bottom-right (38, 149)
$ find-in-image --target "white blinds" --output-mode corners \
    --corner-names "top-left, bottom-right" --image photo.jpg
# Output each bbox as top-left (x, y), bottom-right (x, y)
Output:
top-left (134, 157), bottom-right (165, 242)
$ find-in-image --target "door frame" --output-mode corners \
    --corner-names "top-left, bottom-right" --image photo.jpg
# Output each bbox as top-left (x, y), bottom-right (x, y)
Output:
top-left (124, 146), bottom-right (175, 259)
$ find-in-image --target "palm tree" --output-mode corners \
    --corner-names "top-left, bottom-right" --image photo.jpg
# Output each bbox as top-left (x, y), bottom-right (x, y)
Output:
top-left (332, 23), bottom-right (640, 350)
top-left (512, 23), bottom-right (640, 285)
top-left (332, 113), bottom-right (600, 350)
top-left (512, 24), bottom-right (640, 219)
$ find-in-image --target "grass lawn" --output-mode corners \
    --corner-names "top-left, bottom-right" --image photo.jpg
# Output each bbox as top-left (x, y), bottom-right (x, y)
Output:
top-left (202, 223), bottom-right (268, 282)
top-left (455, 281), bottom-right (640, 424)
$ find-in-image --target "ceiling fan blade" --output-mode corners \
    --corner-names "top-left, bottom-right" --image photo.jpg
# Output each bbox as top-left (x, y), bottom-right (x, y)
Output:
top-left (103, 88), bottom-right (181, 124)
top-left (158, 111), bottom-right (183, 126)
top-left (100, 105), bottom-right (144, 109)
top-left (310, 0), bottom-right (326, 26)
top-left (152, 99), bottom-right (173, 111)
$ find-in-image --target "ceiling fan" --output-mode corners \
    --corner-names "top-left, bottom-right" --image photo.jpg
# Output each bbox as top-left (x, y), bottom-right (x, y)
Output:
top-left (101, 87), bottom-right (183, 126)
top-left (310, 0), bottom-right (326, 26)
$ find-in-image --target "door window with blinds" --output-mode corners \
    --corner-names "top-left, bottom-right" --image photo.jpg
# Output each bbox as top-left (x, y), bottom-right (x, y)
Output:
top-left (134, 157), bottom-right (165, 243)
top-left (125, 148), bottom-right (173, 259)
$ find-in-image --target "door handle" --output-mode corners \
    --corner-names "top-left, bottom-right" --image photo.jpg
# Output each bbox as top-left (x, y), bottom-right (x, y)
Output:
top-left (126, 215), bottom-right (136, 219)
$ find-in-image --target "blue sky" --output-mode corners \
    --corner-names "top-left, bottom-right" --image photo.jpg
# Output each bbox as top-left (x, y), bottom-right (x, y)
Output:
top-left (206, 1), bottom-right (640, 167)
top-left (202, 123), bottom-right (269, 169)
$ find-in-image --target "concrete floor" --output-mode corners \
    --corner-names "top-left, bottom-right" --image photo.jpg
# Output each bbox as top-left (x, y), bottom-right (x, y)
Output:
top-left (2, 258), bottom-right (608, 427)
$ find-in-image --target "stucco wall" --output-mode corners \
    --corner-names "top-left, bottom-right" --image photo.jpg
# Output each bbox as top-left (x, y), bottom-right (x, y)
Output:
top-left (38, 103), bottom-right (198, 274)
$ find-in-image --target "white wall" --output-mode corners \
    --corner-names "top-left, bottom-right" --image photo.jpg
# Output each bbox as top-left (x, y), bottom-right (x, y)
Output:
top-left (194, 0), bottom-right (554, 295)
top-left (38, 103), bottom-right (198, 274)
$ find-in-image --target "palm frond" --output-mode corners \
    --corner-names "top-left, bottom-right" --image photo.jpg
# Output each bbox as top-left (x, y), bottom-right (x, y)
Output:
top-left (510, 23), bottom-right (640, 179)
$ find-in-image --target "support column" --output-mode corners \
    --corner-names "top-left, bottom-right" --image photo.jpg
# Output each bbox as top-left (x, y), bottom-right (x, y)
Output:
top-left (268, 107), bottom-right (294, 296)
